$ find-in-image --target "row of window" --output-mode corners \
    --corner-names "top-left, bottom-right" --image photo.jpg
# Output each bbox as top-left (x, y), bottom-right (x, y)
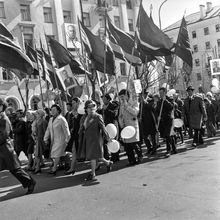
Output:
top-left (193, 40), bottom-right (220, 52)
top-left (86, 0), bottom-right (133, 9)
top-left (192, 24), bottom-right (220, 38)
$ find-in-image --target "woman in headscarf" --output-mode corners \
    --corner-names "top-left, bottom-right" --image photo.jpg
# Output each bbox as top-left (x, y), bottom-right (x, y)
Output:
top-left (78, 100), bottom-right (113, 181)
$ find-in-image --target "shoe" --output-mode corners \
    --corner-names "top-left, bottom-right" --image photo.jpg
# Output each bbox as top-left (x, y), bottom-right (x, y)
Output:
top-left (26, 179), bottom-right (36, 195)
top-left (106, 161), bottom-right (113, 173)
top-left (165, 151), bottom-right (171, 157)
top-left (137, 156), bottom-right (143, 163)
top-left (171, 150), bottom-right (177, 154)
top-left (64, 170), bottom-right (75, 175)
top-left (95, 164), bottom-right (101, 172)
top-left (48, 170), bottom-right (56, 175)
top-left (126, 161), bottom-right (137, 167)
top-left (34, 169), bottom-right (41, 175)
top-left (192, 143), bottom-right (197, 148)
top-left (84, 173), bottom-right (96, 181)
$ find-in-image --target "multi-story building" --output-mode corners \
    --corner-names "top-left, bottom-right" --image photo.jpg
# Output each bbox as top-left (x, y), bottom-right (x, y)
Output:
top-left (164, 2), bottom-right (220, 96)
top-left (0, 0), bottom-right (140, 110)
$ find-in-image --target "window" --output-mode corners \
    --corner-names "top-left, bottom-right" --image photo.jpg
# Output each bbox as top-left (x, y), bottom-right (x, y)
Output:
top-left (204, 27), bottom-right (209, 35)
top-left (63, 10), bottom-right (71, 23)
top-left (20, 4), bottom-right (31, 21)
top-left (120, 63), bottom-right (126, 75)
top-left (193, 45), bottom-right (198, 52)
top-left (112, 0), bottom-right (119, 6)
top-left (192, 31), bottom-right (196, 38)
top-left (43, 7), bottom-right (53, 23)
top-left (216, 24), bottom-right (220, 32)
top-left (217, 39), bottom-right (220, 47)
top-left (205, 41), bottom-right (211, 49)
top-left (114, 16), bottom-right (120, 28)
top-left (83, 12), bottom-right (91, 27)
top-left (24, 33), bottom-right (33, 48)
top-left (46, 35), bottom-right (55, 40)
top-left (197, 73), bottom-right (202, 81)
top-left (195, 59), bottom-right (200, 66)
top-left (126, 0), bottom-right (132, 9)
top-left (0, 2), bottom-right (5, 18)
top-left (128, 19), bottom-right (134, 32)
top-left (98, 29), bottom-right (105, 41)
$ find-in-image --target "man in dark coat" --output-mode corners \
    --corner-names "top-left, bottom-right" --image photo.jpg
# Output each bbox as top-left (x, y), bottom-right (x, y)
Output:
top-left (156, 87), bottom-right (176, 156)
top-left (0, 98), bottom-right (36, 195)
top-left (141, 95), bottom-right (158, 155)
top-left (182, 86), bottom-right (207, 147)
top-left (13, 109), bottom-right (27, 157)
top-left (65, 102), bottom-right (73, 129)
top-left (101, 94), bottom-right (120, 162)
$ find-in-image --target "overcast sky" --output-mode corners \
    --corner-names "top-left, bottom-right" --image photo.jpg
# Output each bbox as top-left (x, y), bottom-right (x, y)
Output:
top-left (142, 0), bottom-right (220, 29)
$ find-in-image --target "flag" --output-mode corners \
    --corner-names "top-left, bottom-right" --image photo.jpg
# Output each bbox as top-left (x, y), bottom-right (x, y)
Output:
top-left (0, 34), bottom-right (33, 77)
top-left (0, 22), bottom-right (13, 40)
top-left (79, 21), bottom-right (115, 75)
top-left (107, 16), bottom-right (143, 65)
top-left (47, 36), bottom-right (88, 75)
top-left (175, 17), bottom-right (193, 70)
top-left (136, 3), bottom-right (174, 57)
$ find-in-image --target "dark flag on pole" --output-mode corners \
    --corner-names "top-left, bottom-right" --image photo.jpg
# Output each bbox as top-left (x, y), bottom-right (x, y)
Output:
top-left (136, 3), bottom-right (174, 57)
top-left (174, 17), bottom-right (193, 72)
top-left (79, 21), bottom-right (115, 75)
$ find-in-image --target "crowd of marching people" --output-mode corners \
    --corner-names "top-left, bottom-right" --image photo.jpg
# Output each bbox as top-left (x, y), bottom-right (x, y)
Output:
top-left (1, 84), bottom-right (220, 194)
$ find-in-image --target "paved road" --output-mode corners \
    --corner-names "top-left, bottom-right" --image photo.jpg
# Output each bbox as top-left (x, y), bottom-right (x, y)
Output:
top-left (1, 135), bottom-right (220, 220)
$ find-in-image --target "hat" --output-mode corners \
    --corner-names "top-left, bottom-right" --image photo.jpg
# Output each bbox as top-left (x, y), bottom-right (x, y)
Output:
top-left (84, 100), bottom-right (96, 109)
top-left (186, 86), bottom-right (194, 91)
top-left (159, 87), bottom-right (166, 92)
top-left (101, 94), bottom-right (112, 101)
top-left (206, 92), bottom-right (213, 97)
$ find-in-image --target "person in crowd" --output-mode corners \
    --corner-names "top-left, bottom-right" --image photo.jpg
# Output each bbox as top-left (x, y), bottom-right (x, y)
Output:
top-left (33, 109), bottom-right (48, 174)
top-left (0, 98), bottom-right (36, 195)
top-left (204, 97), bottom-right (216, 138)
top-left (44, 107), bottom-right (51, 122)
top-left (182, 86), bottom-right (207, 147)
top-left (156, 87), bottom-right (176, 156)
top-left (173, 93), bottom-right (183, 113)
top-left (44, 104), bottom-right (70, 175)
top-left (215, 93), bottom-right (220, 129)
top-left (206, 92), bottom-right (218, 129)
top-left (25, 110), bottom-right (35, 171)
top-left (101, 93), bottom-right (120, 163)
top-left (118, 89), bottom-right (143, 166)
top-left (13, 109), bottom-right (27, 158)
top-left (141, 93), bottom-right (158, 155)
top-left (65, 97), bottom-right (83, 175)
top-left (78, 100), bottom-right (113, 181)
top-left (65, 102), bottom-right (73, 129)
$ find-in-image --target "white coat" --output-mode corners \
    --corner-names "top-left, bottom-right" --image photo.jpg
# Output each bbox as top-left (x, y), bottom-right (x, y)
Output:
top-left (44, 114), bottom-right (70, 158)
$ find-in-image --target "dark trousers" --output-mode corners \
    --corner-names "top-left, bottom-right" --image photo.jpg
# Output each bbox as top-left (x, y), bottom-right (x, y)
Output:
top-left (123, 142), bottom-right (142, 164)
top-left (193, 129), bottom-right (203, 144)
top-left (165, 136), bottom-right (176, 153)
top-left (144, 134), bottom-right (157, 152)
top-left (103, 141), bottom-right (120, 162)
top-left (10, 167), bottom-right (33, 188)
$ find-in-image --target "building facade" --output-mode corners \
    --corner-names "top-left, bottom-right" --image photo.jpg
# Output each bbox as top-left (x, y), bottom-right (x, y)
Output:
top-left (0, 0), bottom-right (141, 110)
top-left (164, 2), bottom-right (220, 96)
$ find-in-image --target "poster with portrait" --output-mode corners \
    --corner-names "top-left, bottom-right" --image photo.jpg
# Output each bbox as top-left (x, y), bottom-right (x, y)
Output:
top-left (64, 23), bottom-right (81, 51)
top-left (97, 71), bottom-right (109, 87)
top-left (210, 59), bottom-right (220, 75)
top-left (56, 64), bottom-right (77, 90)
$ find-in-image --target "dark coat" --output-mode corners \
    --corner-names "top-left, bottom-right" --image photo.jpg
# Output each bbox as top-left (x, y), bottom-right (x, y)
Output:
top-left (65, 112), bottom-right (73, 130)
top-left (205, 102), bottom-right (215, 124)
top-left (156, 97), bottom-right (174, 138)
top-left (25, 121), bottom-right (35, 154)
top-left (0, 113), bottom-right (20, 171)
top-left (13, 118), bottom-right (26, 153)
top-left (183, 94), bottom-right (207, 129)
top-left (141, 99), bottom-right (157, 136)
top-left (78, 113), bottom-right (109, 160)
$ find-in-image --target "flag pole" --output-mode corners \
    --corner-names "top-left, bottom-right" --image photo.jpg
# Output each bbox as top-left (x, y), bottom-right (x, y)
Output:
top-left (14, 76), bottom-right (26, 110)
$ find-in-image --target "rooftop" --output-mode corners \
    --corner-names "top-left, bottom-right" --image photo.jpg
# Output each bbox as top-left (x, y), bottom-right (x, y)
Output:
top-left (164, 4), bottom-right (220, 32)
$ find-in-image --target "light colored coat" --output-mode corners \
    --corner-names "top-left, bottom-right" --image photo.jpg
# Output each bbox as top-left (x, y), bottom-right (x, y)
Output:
top-left (119, 100), bottom-right (140, 143)
top-left (44, 114), bottom-right (70, 158)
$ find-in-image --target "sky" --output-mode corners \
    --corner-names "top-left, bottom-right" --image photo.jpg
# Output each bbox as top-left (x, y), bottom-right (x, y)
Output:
top-left (142, 0), bottom-right (220, 29)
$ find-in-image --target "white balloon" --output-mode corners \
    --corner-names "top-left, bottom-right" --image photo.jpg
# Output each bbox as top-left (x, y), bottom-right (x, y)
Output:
top-left (212, 78), bottom-right (219, 88)
top-left (109, 93), bottom-right (114, 100)
top-left (167, 89), bottom-right (176, 97)
top-left (107, 140), bottom-right (120, 153)
top-left (211, 86), bottom-right (220, 94)
top-left (174, 119), bottom-right (184, 128)
top-left (106, 123), bottom-right (117, 139)
top-left (118, 82), bottom-right (127, 91)
top-left (77, 103), bottom-right (85, 114)
top-left (121, 126), bottom-right (136, 139)
top-left (81, 94), bottom-right (89, 102)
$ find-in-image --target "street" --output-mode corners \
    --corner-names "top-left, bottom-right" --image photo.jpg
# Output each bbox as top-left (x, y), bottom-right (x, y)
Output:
top-left (1, 135), bottom-right (220, 220)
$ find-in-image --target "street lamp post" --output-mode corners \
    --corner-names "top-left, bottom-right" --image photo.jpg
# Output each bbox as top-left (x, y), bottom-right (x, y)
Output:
top-left (158, 0), bottom-right (168, 29)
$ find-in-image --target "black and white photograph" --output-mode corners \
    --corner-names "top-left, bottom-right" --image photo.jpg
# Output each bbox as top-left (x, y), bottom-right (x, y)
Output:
top-left (1, 0), bottom-right (220, 219)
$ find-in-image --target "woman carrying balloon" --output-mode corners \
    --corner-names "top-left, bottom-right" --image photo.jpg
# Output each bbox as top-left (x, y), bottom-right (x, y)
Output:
top-left (78, 100), bottom-right (113, 181)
